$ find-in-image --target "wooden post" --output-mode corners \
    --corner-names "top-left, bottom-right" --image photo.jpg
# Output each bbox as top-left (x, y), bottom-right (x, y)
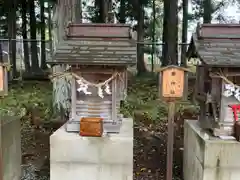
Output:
top-left (155, 65), bottom-right (189, 180)
top-left (166, 100), bottom-right (175, 180)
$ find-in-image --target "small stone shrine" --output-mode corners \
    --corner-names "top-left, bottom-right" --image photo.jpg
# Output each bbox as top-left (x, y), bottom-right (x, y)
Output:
top-left (187, 24), bottom-right (240, 136)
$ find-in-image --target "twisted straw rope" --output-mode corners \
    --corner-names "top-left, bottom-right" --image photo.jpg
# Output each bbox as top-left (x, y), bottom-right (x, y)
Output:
top-left (215, 69), bottom-right (240, 89)
top-left (50, 71), bottom-right (123, 87)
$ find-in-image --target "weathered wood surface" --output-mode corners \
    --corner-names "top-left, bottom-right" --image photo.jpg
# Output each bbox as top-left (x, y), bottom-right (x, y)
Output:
top-left (200, 24), bottom-right (240, 38)
top-left (70, 71), bottom-right (124, 123)
top-left (161, 68), bottom-right (184, 98)
top-left (0, 65), bottom-right (8, 96)
top-left (187, 24), bottom-right (240, 67)
top-left (67, 23), bottom-right (131, 38)
top-left (49, 38), bottom-right (136, 65)
top-left (51, 4), bottom-right (137, 66)
top-left (79, 117), bottom-right (103, 137)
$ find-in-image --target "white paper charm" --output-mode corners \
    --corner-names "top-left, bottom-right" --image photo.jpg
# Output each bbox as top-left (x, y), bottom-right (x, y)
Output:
top-left (105, 84), bottom-right (111, 94)
top-left (223, 84), bottom-right (235, 97)
top-left (98, 87), bottom-right (104, 98)
top-left (77, 79), bottom-right (92, 95)
top-left (234, 87), bottom-right (240, 102)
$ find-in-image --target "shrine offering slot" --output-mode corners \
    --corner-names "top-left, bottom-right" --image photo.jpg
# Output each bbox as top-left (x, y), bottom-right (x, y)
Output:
top-left (80, 117), bottom-right (103, 137)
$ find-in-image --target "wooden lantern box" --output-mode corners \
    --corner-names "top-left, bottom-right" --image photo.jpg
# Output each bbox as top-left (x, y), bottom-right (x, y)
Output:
top-left (0, 63), bottom-right (8, 97)
top-left (156, 65), bottom-right (188, 101)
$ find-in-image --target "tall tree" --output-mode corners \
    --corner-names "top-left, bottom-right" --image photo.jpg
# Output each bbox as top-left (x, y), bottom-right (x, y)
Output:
top-left (203, 0), bottom-right (212, 23)
top-left (108, 0), bottom-right (114, 22)
top-left (119, 0), bottom-right (126, 23)
top-left (151, 0), bottom-right (156, 72)
top-left (21, 0), bottom-right (31, 72)
top-left (181, 0), bottom-right (188, 67)
top-left (161, 0), bottom-right (169, 66)
top-left (74, 0), bottom-right (82, 22)
top-left (7, 0), bottom-right (17, 78)
top-left (166, 0), bottom-right (178, 65)
top-left (47, 1), bottom-right (53, 55)
top-left (29, 0), bottom-right (40, 72)
top-left (40, 0), bottom-right (47, 69)
top-left (136, 1), bottom-right (147, 74)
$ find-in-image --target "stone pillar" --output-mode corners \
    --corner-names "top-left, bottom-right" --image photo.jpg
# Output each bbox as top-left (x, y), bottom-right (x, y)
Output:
top-left (50, 118), bottom-right (133, 180)
top-left (0, 116), bottom-right (21, 180)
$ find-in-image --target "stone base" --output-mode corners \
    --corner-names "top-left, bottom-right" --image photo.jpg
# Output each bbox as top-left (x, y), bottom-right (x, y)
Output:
top-left (184, 120), bottom-right (240, 180)
top-left (1, 116), bottom-right (21, 180)
top-left (50, 118), bottom-right (133, 180)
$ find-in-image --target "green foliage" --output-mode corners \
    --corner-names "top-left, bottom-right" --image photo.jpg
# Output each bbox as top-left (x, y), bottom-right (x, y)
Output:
top-left (0, 82), bottom-right (53, 119)
top-left (120, 75), bottom-right (164, 121)
top-left (120, 75), bottom-right (199, 122)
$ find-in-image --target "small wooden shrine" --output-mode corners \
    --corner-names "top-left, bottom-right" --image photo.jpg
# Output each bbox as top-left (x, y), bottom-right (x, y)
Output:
top-left (187, 24), bottom-right (240, 136)
top-left (48, 23), bottom-right (136, 136)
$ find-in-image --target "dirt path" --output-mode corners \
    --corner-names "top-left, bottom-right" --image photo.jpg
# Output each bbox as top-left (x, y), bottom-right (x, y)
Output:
top-left (21, 120), bottom-right (57, 180)
top-left (133, 122), bottom-right (184, 180)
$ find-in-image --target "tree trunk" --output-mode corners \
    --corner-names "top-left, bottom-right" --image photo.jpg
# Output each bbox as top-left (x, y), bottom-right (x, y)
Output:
top-left (161, 0), bottom-right (169, 66)
top-left (29, 0), bottom-right (40, 72)
top-left (99, 0), bottom-right (108, 23)
top-left (108, 0), bottom-right (114, 23)
top-left (181, 0), bottom-right (188, 67)
top-left (203, 0), bottom-right (212, 23)
top-left (151, 0), bottom-right (156, 72)
top-left (119, 0), bottom-right (126, 23)
top-left (74, 0), bottom-right (82, 22)
top-left (47, 2), bottom-right (53, 56)
top-left (8, 0), bottom-right (17, 78)
top-left (136, 3), bottom-right (147, 74)
top-left (40, 0), bottom-right (47, 69)
top-left (21, 0), bottom-right (31, 72)
top-left (166, 0), bottom-right (178, 65)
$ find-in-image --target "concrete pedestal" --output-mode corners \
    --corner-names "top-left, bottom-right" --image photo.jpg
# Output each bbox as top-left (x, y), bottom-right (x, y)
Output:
top-left (1, 116), bottom-right (21, 180)
top-left (50, 118), bottom-right (133, 180)
top-left (184, 120), bottom-right (240, 180)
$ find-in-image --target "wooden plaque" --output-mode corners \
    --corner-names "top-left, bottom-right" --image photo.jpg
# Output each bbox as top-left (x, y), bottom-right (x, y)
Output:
top-left (80, 117), bottom-right (103, 137)
top-left (161, 68), bottom-right (184, 98)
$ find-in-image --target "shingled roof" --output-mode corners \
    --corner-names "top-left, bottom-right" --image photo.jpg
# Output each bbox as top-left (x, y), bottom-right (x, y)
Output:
top-left (47, 23), bottom-right (136, 66)
top-left (187, 24), bottom-right (240, 67)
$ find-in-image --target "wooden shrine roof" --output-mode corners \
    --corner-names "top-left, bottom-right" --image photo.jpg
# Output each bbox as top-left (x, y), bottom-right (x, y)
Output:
top-left (47, 23), bottom-right (137, 66)
top-left (186, 24), bottom-right (240, 67)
